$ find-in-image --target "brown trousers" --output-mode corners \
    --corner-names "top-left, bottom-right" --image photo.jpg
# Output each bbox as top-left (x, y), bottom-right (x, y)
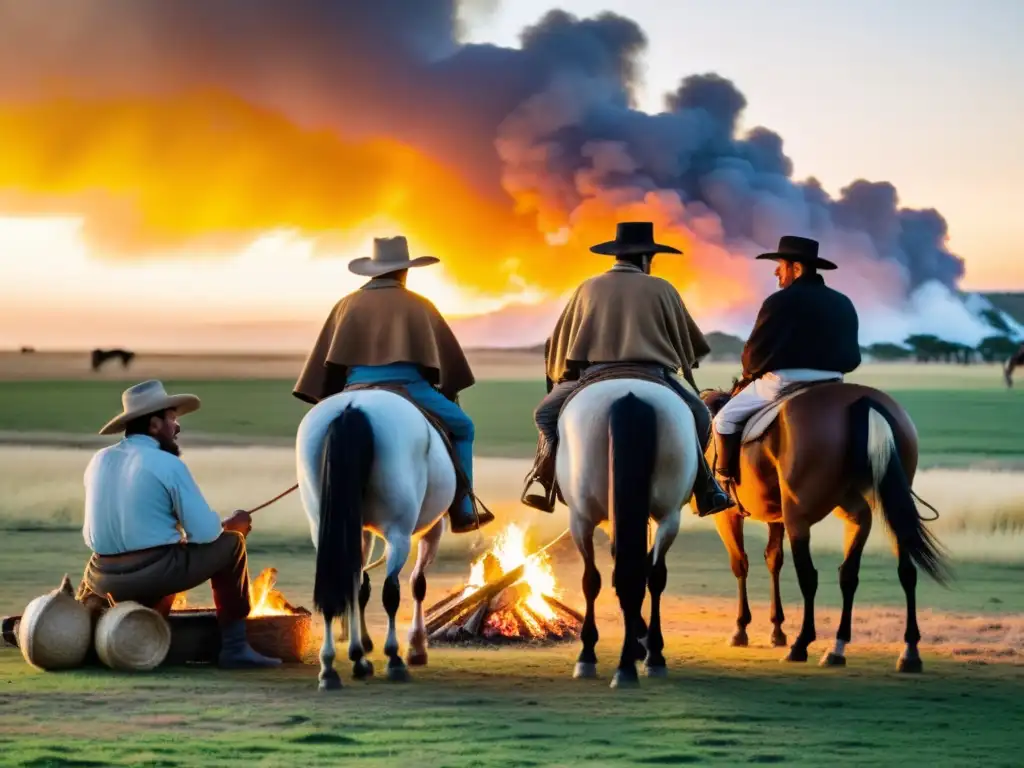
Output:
top-left (79, 531), bottom-right (251, 626)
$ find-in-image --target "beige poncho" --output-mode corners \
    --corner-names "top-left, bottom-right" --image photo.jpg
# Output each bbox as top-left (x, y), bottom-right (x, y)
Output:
top-left (546, 268), bottom-right (711, 384)
top-left (293, 280), bottom-right (475, 404)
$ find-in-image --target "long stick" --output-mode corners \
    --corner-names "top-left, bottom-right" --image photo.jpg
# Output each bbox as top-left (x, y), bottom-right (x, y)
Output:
top-left (245, 484), bottom-right (299, 514)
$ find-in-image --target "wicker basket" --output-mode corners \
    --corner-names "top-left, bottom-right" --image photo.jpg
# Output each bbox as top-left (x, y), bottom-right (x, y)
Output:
top-left (94, 600), bottom-right (172, 672)
top-left (17, 575), bottom-right (93, 671)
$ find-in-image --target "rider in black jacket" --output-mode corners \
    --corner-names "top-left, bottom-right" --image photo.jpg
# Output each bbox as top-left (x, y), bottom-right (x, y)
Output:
top-left (712, 235), bottom-right (862, 482)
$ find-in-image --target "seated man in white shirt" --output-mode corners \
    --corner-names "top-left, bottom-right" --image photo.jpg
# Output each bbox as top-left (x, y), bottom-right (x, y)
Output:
top-left (76, 380), bottom-right (280, 669)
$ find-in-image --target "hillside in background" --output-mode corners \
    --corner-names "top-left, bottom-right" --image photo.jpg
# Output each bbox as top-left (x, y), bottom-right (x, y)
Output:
top-left (981, 292), bottom-right (1024, 326)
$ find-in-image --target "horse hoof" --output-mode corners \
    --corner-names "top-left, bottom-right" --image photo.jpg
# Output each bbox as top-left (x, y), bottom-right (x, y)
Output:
top-left (783, 646), bottom-right (808, 663)
top-left (362, 638), bottom-right (374, 655)
top-left (645, 664), bottom-right (668, 679)
top-left (730, 631), bottom-right (749, 648)
top-left (573, 662), bottom-right (598, 679)
top-left (819, 652), bottom-right (846, 668)
top-left (387, 662), bottom-right (410, 682)
top-left (318, 670), bottom-right (342, 691)
top-left (407, 651), bottom-right (428, 667)
top-left (771, 630), bottom-right (788, 648)
top-left (897, 655), bottom-right (923, 674)
top-left (610, 669), bottom-right (640, 689)
top-left (352, 658), bottom-right (374, 680)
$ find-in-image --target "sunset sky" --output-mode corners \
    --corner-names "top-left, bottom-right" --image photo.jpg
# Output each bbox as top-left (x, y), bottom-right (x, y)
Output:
top-left (1, 0), bottom-right (1021, 352)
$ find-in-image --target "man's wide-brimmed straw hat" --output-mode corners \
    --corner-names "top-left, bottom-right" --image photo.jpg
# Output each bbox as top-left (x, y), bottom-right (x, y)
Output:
top-left (98, 380), bottom-right (201, 436)
top-left (348, 236), bottom-right (439, 278)
top-left (756, 235), bottom-right (837, 271)
top-left (589, 222), bottom-right (682, 256)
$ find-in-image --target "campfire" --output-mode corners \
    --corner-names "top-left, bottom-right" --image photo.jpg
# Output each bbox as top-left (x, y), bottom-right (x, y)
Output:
top-left (170, 567), bottom-right (301, 617)
top-left (167, 567), bottom-right (313, 664)
top-left (424, 524), bottom-right (582, 645)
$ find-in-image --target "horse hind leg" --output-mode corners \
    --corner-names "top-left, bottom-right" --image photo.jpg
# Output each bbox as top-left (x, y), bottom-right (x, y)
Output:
top-left (318, 613), bottom-right (342, 691)
top-left (765, 522), bottom-right (788, 647)
top-left (820, 496), bottom-right (872, 667)
top-left (571, 512), bottom-right (601, 680)
top-left (714, 510), bottom-right (752, 647)
top-left (359, 531), bottom-right (376, 655)
top-left (783, 507), bottom-right (819, 663)
top-left (382, 532), bottom-right (413, 682)
top-left (346, 571), bottom-right (374, 680)
top-left (644, 506), bottom-right (681, 678)
top-left (407, 519), bottom-right (444, 667)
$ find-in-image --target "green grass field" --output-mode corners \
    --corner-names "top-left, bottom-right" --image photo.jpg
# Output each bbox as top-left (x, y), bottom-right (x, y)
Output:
top-left (2, 529), bottom-right (1022, 767)
top-left (1, 363), bottom-right (1023, 461)
top-left (1, 361), bottom-right (1021, 766)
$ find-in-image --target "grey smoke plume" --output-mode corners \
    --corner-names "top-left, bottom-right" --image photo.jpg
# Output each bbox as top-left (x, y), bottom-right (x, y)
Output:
top-left (0, 0), bottom-right (972, 337)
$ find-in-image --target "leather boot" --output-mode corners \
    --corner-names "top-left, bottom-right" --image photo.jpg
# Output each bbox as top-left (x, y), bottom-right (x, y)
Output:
top-left (712, 430), bottom-right (741, 484)
top-left (691, 445), bottom-right (733, 517)
top-left (448, 491), bottom-right (495, 534)
top-left (521, 440), bottom-right (557, 513)
top-left (218, 619), bottom-right (283, 669)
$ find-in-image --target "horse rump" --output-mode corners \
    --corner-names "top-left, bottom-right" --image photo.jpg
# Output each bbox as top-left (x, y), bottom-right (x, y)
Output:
top-left (313, 405), bottom-right (375, 618)
top-left (608, 393), bottom-right (657, 609)
top-left (848, 397), bottom-right (950, 585)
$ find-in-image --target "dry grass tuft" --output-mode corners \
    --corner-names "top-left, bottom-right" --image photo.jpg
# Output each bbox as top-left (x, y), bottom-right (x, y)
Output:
top-left (1, 446), bottom-right (1023, 562)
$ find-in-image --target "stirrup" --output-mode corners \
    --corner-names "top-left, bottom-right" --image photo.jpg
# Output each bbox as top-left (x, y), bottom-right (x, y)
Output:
top-left (521, 489), bottom-right (556, 513)
top-left (447, 488), bottom-right (496, 533)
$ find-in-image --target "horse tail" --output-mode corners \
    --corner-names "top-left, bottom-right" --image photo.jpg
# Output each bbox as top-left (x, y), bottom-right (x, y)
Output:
top-left (849, 397), bottom-right (950, 585)
top-left (312, 405), bottom-right (375, 619)
top-left (609, 393), bottom-right (657, 617)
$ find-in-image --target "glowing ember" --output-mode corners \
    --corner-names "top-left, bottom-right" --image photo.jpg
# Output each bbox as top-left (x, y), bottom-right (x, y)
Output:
top-left (169, 568), bottom-right (298, 618)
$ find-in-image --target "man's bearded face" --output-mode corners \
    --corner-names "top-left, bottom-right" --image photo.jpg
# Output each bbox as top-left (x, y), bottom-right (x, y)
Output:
top-left (151, 410), bottom-right (181, 456)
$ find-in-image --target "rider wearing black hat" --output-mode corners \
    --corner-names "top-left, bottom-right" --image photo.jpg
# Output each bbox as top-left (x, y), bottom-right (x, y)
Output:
top-left (521, 221), bottom-right (732, 518)
top-left (711, 235), bottom-right (862, 484)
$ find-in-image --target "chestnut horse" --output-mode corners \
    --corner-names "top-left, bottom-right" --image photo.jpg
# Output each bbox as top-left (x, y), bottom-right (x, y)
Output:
top-left (700, 380), bottom-right (949, 672)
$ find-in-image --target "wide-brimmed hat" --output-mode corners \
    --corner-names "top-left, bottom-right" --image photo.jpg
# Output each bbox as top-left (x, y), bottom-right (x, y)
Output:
top-left (348, 236), bottom-right (439, 277)
top-left (589, 222), bottom-right (682, 256)
top-left (756, 235), bottom-right (837, 270)
top-left (98, 380), bottom-right (201, 436)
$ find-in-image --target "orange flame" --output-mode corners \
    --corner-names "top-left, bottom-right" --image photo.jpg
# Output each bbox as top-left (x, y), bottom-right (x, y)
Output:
top-left (168, 567), bottom-right (297, 617)
top-left (462, 523), bottom-right (561, 622)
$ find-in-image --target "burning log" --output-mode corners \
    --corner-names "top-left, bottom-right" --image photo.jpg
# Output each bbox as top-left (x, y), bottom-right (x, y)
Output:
top-left (424, 524), bottom-right (582, 646)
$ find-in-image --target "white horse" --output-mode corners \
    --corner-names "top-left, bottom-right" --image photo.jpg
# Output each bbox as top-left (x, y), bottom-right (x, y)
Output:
top-left (557, 378), bottom-right (699, 688)
top-left (295, 389), bottom-right (456, 689)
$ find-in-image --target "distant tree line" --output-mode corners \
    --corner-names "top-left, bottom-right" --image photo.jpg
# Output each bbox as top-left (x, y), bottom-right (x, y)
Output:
top-left (703, 331), bottom-right (1020, 365)
top-left (863, 334), bottom-right (1020, 365)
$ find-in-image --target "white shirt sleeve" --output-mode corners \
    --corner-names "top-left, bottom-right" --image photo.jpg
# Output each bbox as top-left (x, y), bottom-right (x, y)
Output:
top-left (166, 460), bottom-right (223, 545)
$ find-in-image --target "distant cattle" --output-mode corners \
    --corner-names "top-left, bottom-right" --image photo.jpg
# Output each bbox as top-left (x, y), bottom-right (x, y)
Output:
top-left (91, 348), bottom-right (136, 372)
top-left (19, 346), bottom-right (35, 354)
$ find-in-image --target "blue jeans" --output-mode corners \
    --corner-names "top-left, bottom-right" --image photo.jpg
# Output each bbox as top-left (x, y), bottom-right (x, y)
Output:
top-left (345, 363), bottom-right (475, 516)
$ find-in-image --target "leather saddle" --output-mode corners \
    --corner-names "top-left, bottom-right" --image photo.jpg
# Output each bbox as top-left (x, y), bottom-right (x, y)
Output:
top-left (540, 363), bottom-right (678, 505)
top-left (558, 362), bottom-right (676, 418)
top-left (341, 382), bottom-right (478, 517)
top-left (734, 379), bottom-right (838, 444)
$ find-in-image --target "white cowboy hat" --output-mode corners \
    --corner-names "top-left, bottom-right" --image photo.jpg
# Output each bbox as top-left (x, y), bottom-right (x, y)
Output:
top-left (99, 379), bottom-right (201, 436)
top-left (347, 236), bottom-right (439, 278)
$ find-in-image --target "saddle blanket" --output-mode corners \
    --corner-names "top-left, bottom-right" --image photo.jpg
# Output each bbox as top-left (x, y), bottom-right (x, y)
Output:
top-left (740, 386), bottom-right (816, 443)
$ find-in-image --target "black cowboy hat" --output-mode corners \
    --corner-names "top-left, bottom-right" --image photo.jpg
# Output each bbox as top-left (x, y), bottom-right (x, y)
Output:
top-left (756, 235), bottom-right (837, 271)
top-left (589, 221), bottom-right (682, 256)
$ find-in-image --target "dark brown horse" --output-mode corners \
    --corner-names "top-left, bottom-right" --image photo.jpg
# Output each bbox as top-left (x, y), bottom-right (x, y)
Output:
top-left (699, 380), bottom-right (949, 672)
top-left (1004, 343), bottom-right (1024, 388)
